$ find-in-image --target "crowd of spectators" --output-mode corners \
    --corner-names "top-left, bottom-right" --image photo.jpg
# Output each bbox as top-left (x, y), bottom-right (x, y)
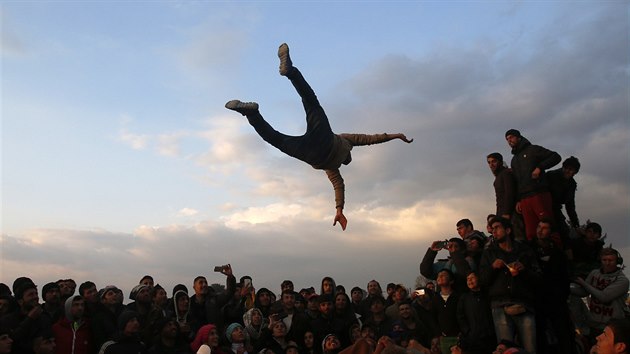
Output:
top-left (1, 129), bottom-right (629, 354)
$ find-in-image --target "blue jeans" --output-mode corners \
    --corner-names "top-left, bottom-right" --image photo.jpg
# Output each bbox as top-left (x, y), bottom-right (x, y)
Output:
top-left (492, 306), bottom-right (537, 354)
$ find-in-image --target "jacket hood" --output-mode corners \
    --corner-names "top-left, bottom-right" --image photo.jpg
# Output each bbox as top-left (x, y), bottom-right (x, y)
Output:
top-left (173, 290), bottom-right (189, 321)
top-left (64, 295), bottom-right (82, 321)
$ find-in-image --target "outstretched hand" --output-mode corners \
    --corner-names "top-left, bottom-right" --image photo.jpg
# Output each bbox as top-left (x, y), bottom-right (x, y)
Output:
top-left (397, 134), bottom-right (413, 143)
top-left (334, 208), bottom-right (347, 231)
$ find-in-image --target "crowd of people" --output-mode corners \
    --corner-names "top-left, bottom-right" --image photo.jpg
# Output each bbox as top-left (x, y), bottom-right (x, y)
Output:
top-left (1, 128), bottom-right (629, 354)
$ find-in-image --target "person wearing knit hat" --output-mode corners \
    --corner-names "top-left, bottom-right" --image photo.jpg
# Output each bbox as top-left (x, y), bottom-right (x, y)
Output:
top-left (97, 285), bottom-right (115, 300)
top-left (99, 311), bottom-right (145, 354)
top-left (504, 128), bottom-right (561, 241)
top-left (149, 317), bottom-right (190, 354)
top-left (129, 284), bottom-right (150, 301)
top-left (224, 322), bottom-right (252, 354)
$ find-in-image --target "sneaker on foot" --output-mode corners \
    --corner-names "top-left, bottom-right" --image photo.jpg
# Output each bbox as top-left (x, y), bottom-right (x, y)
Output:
top-left (278, 43), bottom-right (293, 76)
top-left (225, 100), bottom-right (259, 116)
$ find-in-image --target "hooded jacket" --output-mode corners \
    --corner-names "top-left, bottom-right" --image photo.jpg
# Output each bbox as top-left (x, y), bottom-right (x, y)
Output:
top-left (509, 136), bottom-right (561, 198)
top-left (52, 296), bottom-right (94, 354)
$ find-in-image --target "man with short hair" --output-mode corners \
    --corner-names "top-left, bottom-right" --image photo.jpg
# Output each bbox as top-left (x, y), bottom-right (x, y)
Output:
top-left (487, 152), bottom-right (517, 220)
top-left (420, 237), bottom-right (473, 291)
top-left (384, 285), bottom-right (407, 320)
top-left (310, 294), bottom-right (346, 345)
top-left (505, 129), bottom-right (561, 241)
top-left (0, 282), bottom-right (52, 354)
top-left (547, 156), bottom-right (581, 240)
top-left (571, 248), bottom-right (629, 339)
top-left (78, 281), bottom-right (98, 318)
top-left (349, 287), bottom-right (363, 316)
top-left (41, 283), bottom-right (62, 324)
top-left (570, 222), bottom-right (605, 278)
top-left (590, 318), bottom-right (630, 354)
top-left (456, 271), bottom-right (495, 354)
top-left (456, 219), bottom-right (486, 242)
top-left (278, 290), bottom-right (311, 346)
top-left (189, 264), bottom-right (236, 332)
top-left (479, 216), bottom-right (541, 354)
top-left (56, 279), bottom-right (76, 303)
top-left (362, 296), bottom-right (393, 341)
top-left (430, 269), bottom-right (460, 354)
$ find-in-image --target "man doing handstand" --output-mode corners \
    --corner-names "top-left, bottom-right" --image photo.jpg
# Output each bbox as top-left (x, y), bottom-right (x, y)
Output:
top-left (226, 43), bottom-right (413, 230)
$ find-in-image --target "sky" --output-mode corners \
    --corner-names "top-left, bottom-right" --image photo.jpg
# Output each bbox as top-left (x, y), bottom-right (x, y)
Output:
top-left (1, 1), bottom-right (629, 297)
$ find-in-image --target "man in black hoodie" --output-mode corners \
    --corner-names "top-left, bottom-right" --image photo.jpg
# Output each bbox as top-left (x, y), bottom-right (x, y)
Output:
top-left (505, 129), bottom-right (561, 242)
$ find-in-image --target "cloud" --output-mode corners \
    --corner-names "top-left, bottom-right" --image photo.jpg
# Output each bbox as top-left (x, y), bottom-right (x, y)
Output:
top-left (177, 208), bottom-right (199, 217)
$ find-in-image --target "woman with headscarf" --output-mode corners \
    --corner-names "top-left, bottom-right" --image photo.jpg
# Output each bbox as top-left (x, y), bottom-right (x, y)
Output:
top-left (190, 324), bottom-right (225, 354)
top-left (243, 308), bottom-right (268, 352)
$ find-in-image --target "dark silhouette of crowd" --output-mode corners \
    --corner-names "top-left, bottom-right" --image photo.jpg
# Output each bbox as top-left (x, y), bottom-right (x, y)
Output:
top-left (1, 129), bottom-right (629, 354)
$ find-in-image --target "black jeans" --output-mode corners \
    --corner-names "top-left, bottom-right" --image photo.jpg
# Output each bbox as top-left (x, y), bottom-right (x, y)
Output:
top-left (245, 67), bottom-right (335, 166)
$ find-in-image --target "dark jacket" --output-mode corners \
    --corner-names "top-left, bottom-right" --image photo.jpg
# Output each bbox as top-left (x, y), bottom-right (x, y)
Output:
top-left (456, 290), bottom-right (495, 351)
top-left (0, 308), bottom-right (52, 354)
top-left (510, 137), bottom-right (561, 198)
top-left (430, 291), bottom-right (460, 337)
top-left (547, 168), bottom-right (579, 227)
top-left (493, 165), bottom-right (516, 216)
top-left (102, 335), bottom-right (147, 354)
top-left (479, 240), bottom-right (542, 306)
top-left (189, 275), bottom-right (236, 332)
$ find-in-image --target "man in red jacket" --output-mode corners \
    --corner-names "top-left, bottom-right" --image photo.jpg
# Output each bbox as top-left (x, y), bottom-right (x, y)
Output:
top-left (52, 295), bottom-right (94, 354)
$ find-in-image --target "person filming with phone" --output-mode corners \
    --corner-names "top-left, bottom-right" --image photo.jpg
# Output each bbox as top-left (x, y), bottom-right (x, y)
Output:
top-left (420, 237), bottom-right (474, 291)
top-left (189, 264), bottom-right (237, 332)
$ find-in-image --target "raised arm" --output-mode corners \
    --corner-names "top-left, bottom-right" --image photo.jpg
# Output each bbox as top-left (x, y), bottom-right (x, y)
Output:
top-left (325, 169), bottom-right (347, 230)
top-left (339, 133), bottom-right (413, 146)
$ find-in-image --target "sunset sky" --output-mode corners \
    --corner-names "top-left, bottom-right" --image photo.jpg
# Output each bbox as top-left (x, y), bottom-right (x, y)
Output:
top-left (2, 2), bottom-right (628, 297)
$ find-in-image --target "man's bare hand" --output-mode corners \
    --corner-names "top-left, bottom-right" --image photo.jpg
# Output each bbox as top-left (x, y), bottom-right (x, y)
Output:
top-left (333, 208), bottom-right (347, 231)
top-left (531, 167), bottom-right (541, 179)
top-left (397, 133), bottom-right (413, 143)
top-left (220, 264), bottom-right (233, 277)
